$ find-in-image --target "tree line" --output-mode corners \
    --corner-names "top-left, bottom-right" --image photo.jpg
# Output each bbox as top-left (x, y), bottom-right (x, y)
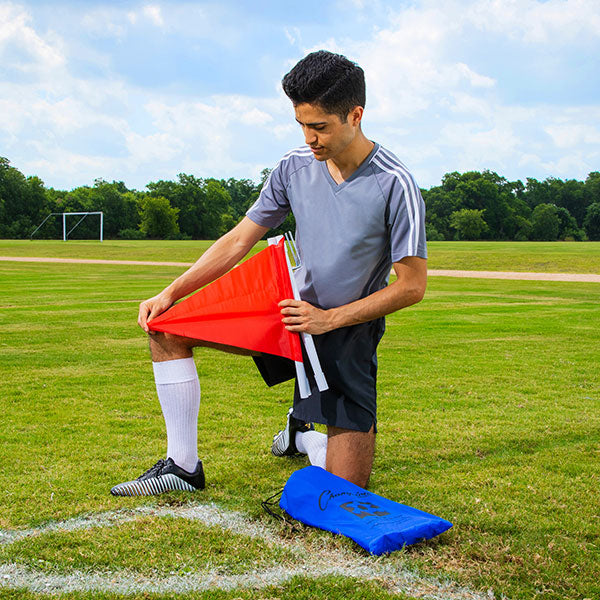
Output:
top-left (1, 156), bottom-right (599, 241)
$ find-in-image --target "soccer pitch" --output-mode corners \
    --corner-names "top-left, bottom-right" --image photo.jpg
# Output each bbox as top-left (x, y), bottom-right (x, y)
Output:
top-left (0, 243), bottom-right (599, 600)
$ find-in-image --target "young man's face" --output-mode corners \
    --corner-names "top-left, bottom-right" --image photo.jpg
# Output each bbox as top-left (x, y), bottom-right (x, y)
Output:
top-left (294, 102), bottom-right (361, 162)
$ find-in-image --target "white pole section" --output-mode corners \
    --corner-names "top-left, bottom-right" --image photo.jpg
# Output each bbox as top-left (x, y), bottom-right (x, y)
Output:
top-left (100, 212), bottom-right (103, 242)
top-left (63, 213), bottom-right (66, 241)
top-left (268, 235), bottom-right (329, 397)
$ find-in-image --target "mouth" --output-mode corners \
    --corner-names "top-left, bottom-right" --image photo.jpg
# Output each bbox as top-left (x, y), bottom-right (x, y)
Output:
top-left (310, 146), bottom-right (324, 153)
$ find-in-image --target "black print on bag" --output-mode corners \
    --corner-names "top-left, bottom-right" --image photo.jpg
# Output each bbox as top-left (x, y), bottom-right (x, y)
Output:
top-left (340, 500), bottom-right (391, 519)
top-left (318, 489), bottom-right (370, 511)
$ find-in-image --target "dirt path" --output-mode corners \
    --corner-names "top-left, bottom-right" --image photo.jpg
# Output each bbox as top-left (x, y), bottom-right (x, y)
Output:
top-left (1, 256), bottom-right (600, 282)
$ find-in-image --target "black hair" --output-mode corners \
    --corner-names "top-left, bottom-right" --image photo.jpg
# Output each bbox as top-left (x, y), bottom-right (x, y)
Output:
top-left (282, 50), bottom-right (366, 121)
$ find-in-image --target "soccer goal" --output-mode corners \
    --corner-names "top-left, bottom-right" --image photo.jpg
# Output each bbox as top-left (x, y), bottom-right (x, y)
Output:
top-left (30, 212), bottom-right (104, 242)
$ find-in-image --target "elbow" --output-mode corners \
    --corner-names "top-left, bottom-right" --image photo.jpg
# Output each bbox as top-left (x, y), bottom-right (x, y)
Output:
top-left (403, 279), bottom-right (426, 309)
top-left (410, 284), bottom-right (426, 307)
top-left (392, 257), bottom-right (427, 310)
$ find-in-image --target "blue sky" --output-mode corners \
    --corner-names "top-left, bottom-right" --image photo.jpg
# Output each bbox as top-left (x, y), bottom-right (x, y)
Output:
top-left (1, 0), bottom-right (599, 190)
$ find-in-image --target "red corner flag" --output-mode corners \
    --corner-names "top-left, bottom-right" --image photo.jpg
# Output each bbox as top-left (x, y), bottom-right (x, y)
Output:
top-left (147, 238), bottom-right (303, 362)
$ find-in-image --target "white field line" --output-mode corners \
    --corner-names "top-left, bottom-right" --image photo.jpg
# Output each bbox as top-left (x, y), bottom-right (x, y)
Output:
top-left (1, 256), bottom-right (599, 282)
top-left (0, 504), bottom-right (501, 600)
top-left (0, 504), bottom-right (274, 546)
top-left (0, 561), bottom-right (495, 599)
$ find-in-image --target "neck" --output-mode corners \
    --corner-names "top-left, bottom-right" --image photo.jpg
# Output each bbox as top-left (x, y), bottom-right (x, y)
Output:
top-left (328, 130), bottom-right (374, 181)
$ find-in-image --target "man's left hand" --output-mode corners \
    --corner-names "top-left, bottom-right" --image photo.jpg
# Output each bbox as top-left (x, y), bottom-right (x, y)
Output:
top-left (279, 299), bottom-right (333, 335)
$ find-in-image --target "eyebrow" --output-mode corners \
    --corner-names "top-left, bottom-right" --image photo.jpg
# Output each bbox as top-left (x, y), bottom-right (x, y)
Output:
top-left (295, 118), bottom-right (328, 127)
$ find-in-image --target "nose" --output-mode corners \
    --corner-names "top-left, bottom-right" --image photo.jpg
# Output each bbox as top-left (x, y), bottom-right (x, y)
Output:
top-left (303, 127), bottom-right (317, 146)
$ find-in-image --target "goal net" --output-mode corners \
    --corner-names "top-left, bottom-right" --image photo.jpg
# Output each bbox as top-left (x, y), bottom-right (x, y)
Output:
top-left (30, 212), bottom-right (104, 241)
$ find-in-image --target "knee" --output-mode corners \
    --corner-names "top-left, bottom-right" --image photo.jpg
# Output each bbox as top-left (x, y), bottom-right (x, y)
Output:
top-left (149, 332), bottom-right (193, 361)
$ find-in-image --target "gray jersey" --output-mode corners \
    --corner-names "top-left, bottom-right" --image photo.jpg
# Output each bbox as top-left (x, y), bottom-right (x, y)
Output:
top-left (246, 142), bottom-right (427, 310)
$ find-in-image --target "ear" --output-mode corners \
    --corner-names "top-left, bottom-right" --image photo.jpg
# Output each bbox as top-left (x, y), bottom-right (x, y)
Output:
top-left (348, 106), bottom-right (364, 127)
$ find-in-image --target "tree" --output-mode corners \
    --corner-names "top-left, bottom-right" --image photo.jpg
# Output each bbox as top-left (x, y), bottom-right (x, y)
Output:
top-left (584, 172), bottom-right (600, 207)
top-left (221, 177), bottom-right (259, 221)
top-left (0, 157), bottom-right (48, 238)
top-left (203, 179), bottom-right (232, 238)
top-left (450, 208), bottom-right (488, 240)
top-left (147, 175), bottom-right (233, 239)
top-left (147, 175), bottom-right (204, 239)
top-left (584, 203), bottom-right (600, 241)
top-left (549, 177), bottom-right (587, 227)
top-left (525, 178), bottom-right (554, 209)
top-left (530, 204), bottom-right (560, 241)
top-left (436, 170), bottom-right (529, 240)
top-left (514, 215), bottom-right (532, 241)
top-left (422, 187), bottom-right (458, 240)
top-left (425, 223), bottom-right (445, 241)
top-left (138, 195), bottom-right (180, 239)
top-left (555, 206), bottom-right (585, 241)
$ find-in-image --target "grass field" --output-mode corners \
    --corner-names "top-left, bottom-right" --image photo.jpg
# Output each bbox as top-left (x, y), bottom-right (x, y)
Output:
top-left (2, 239), bottom-right (600, 273)
top-left (0, 242), bottom-right (599, 599)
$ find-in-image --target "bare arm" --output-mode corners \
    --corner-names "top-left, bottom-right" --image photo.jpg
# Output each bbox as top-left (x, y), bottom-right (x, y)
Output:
top-left (138, 217), bottom-right (269, 332)
top-left (279, 256), bottom-right (427, 334)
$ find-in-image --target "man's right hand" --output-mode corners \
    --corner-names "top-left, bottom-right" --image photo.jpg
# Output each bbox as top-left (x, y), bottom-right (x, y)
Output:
top-left (138, 293), bottom-right (174, 334)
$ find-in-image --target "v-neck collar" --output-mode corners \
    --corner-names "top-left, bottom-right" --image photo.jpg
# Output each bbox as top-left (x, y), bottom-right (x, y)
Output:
top-left (320, 142), bottom-right (380, 193)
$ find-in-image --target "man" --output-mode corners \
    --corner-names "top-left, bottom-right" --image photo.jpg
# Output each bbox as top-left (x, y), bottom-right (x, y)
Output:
top-left (110, 50), bottom-right (426, 496)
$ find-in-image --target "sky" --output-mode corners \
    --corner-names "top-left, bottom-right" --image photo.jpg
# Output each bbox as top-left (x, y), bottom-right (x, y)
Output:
top-left (1, 0), bottom-right (599, 191)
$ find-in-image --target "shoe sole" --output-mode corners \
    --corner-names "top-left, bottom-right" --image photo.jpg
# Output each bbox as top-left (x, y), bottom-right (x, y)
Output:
top-left (110, 474), bottom-right (199, 496)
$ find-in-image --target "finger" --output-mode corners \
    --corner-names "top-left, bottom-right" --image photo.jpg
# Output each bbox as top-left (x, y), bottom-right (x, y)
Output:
top-left (284, 324), bottom-right (306, 332)
top-left (139, 302), bottom-right (155, 333)
top-left (278, 299), bottom-right (300, 308)
top-left (138, 305), bottom-right (149, 331)
top-left (282, 316), bottom-right (304, 324)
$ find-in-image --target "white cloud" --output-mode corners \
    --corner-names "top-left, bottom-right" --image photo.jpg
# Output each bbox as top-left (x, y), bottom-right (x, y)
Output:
top-left (455, 63), bottom-right (495, 89)
top-left (284, 26), bottom-right (301, 46)
top-left (81, 8), bottom-right (127, 38)
top-left (311, 0), bottom-right (600, 185)
top-left (142, 4), bottom-right (164, 27)
top-left (467, 0), bottom-right (600, 43)
top-left (544, 122), bottom-right (600, 149)
top-left (0, 3), bottom-right (65, 70)
top-left (1, 0), bottom-right (599, 191)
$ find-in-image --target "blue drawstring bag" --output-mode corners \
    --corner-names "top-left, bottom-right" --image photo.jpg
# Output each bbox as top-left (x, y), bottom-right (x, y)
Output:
top-left (278, 466), bottom-right (452, 555)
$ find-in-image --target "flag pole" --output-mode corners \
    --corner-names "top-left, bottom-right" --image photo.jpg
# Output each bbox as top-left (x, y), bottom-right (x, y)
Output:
top-left (268, 235), bottom-right (328, 397)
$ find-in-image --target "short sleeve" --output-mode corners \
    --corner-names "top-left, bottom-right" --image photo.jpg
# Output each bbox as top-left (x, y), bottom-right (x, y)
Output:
top-left (387, 174), bottom-right (428, 261)
top-left (246, 163), bottom-right (291, 229)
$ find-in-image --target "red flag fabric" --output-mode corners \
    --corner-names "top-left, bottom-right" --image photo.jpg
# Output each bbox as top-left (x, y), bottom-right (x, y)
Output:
top-left (147, 238), bottom-right (303, 362)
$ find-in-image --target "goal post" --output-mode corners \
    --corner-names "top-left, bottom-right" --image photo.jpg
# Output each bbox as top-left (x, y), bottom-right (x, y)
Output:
top-left (30, 212), bottom-right (104, 242)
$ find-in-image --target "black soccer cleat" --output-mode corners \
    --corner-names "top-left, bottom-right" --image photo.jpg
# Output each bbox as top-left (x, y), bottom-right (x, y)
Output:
top-left (271, 407), bottom-right (314, 457)
top-left (110, 458), bottom-right (205, 496)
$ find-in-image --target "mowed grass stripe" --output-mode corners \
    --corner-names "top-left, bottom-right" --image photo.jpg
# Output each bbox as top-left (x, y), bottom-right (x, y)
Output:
top-left (1, 239), bottom-right (600, 273)
top-left (1, 258), bottom-right (599, 599)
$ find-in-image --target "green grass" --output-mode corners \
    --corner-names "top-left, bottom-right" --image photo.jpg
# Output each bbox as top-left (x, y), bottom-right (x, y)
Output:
top-left (1, 238), bottom-right (600, 273)
top-left (0, 516), bottom-right (293, 575)
top-left (0, 239), bottom-right (231, 263)
top-left (1, 248), bottom-right (599, 599)
top-left (427, 240), bottom-right (600, 273)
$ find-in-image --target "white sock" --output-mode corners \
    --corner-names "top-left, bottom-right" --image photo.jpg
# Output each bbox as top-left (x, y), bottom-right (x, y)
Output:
top-left (153, 358), bottom-right (200, 473)
top-left (295, 430), bottom-right (327, 469)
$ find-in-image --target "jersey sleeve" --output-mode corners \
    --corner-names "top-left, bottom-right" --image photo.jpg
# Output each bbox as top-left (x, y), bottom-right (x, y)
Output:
top-left (245, 163), bottom-right (291, 229)
top-left (387, 173), bottom-right (428, 261)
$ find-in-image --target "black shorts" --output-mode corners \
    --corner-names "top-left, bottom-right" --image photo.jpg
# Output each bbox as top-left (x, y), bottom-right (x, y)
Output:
top-left (253, 318), bottom-right (385, 432)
